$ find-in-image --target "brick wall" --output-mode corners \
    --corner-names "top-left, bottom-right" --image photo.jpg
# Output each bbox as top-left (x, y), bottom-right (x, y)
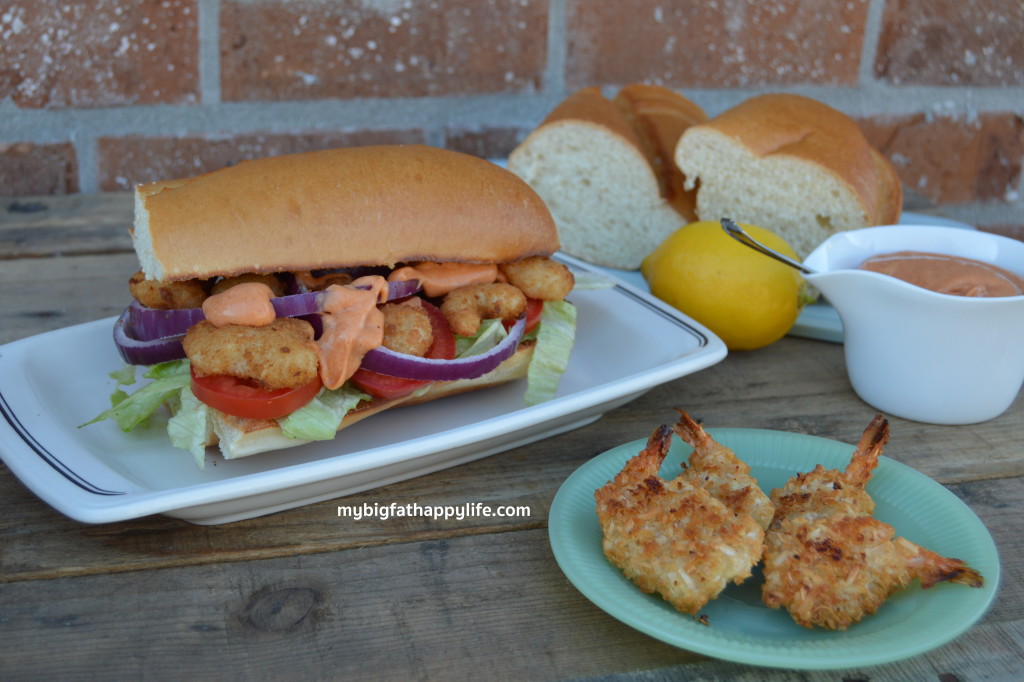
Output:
top-left (1, 0), bottom-right (1022, 237)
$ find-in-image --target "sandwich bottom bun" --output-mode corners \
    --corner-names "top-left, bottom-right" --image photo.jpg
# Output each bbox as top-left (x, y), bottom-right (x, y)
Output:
top-left (202, 344), bottom-right (536, 459)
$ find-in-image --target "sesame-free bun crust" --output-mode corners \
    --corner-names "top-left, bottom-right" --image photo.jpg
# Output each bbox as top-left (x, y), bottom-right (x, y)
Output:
top-left (133, 145), bottom-right (560, 281)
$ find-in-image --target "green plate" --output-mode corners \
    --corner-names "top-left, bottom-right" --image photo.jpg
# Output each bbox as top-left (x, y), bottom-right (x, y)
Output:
top-left (548, 428), bottom-right (1000, 670)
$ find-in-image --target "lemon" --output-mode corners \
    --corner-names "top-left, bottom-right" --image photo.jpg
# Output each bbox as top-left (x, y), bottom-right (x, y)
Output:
top-left (641, 220), bottom-right (807, 351)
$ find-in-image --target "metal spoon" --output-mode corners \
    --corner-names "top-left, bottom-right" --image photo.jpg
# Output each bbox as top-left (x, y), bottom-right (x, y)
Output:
top-left (720, 218), bottom-right (817, 275)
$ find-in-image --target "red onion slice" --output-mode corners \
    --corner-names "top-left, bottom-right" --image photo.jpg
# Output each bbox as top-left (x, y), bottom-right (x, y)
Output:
top-left (114, 307), bottom-right (187, 365)
top-left (127, 300), bottom-right (205, 341)
top-left (270, 291), bottom-right (324, 318)
top-left (382, 278), bottom-right (422, 301)
top-left (358, 316), bottom-right (526, 381)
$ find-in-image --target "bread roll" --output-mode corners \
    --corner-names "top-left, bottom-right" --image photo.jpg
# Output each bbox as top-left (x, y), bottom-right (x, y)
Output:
top-left (674, 94), bottom-right (903, 258)
top-left (133, 145), bottom-right (559, 282)
top-left (508, 86), bottom-right (707, 269)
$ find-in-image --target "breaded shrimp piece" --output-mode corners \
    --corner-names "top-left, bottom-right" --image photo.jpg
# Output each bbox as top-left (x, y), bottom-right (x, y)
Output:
top-left (381, 303), bottom-right (433, 356)
top-left (129, 270), bottom-right (208, 310)
top-left (595, 424), bottom-right (766, 616)
top-left (673, 410), bottom-right (774, 530)
top-left (183, 317), bottom-right (319, 390)
top-left (500, 256), bottom-right (575, 301)
top-left (762, 415), bottom-right (984, 630)
top-left (441, 282), bottom-right (526, 337)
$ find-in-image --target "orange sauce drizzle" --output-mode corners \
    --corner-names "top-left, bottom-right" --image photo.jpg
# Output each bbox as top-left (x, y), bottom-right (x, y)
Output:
top-left (316, 275), bottom-right (389, 390)
top-left (388, 262), bottom-right (498, 297)
top-left (201, 282), bottom-right (277, 327)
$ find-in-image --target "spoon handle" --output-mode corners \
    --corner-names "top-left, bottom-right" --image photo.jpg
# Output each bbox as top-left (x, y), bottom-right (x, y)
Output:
top-left (720, 219), bottom-right (816, 275)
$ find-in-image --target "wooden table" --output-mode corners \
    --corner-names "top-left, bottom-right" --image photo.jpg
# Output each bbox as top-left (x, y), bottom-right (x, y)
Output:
top-left (1, 194), bottom-right (1021, 680)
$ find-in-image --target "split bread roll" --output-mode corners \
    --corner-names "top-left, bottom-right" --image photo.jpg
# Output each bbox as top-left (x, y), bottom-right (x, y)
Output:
top-left (675, 94), bottom-right (903, 258)
top-left (508, 85), bottom-right (708, 269)
top-left (134, 144), bottom-right (558, 282)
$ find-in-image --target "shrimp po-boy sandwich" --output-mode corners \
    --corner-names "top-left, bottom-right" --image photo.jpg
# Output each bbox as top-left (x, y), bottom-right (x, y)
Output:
top-left (86, 145), bottom-right (578, 467)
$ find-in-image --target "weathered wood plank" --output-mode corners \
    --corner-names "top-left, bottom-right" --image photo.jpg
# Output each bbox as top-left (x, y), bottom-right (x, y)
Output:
top-left (0, 253), bottom-right (136, 344)
top-left (0, 193), bottom-right (134, 259)
top-left (0, 523), bottom-right (1018, 682)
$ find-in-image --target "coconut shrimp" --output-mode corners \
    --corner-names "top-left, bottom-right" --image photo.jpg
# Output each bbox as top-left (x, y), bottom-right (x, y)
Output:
top-left (595, 424), bottom-right (766, 616)
top-left (762, 415), bottom-right (984, 630)
top-left (672, 410), bottom-right (774, 530)
top-left (440, 282), bottom-right (526, 337)
top-left (500, 256), bottom-right (574, 301)
top-left (128, 270), bottom-right (208, 310)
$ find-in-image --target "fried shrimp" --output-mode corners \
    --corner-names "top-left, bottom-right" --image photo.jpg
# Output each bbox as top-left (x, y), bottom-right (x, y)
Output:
top-left (210, 273), bottom-right (286, 297)
top-left (129, 270), bottom-right (208, 310)
top-left (595, 424), bottom-right (766, 616)
top-left (672, 410), bottom-right (774, 530)
top-left (441, 282), bottom-right (526, 337)
top-left (762, 415), bottom-right (984, 630)
top-left (183, 317), bottom-right (319, 390)
top-left (500, 256), bottom-right (574, 300)
top-left (381, 303), bottom-right (433, 356)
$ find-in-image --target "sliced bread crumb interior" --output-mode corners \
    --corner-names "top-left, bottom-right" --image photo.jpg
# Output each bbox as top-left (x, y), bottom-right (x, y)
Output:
top-left (678, 130), bottom-right (870, 258)
top-left (509, 120), bottom-right (684, 269)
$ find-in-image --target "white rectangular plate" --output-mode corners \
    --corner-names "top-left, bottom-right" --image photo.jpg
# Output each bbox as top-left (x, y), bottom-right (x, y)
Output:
top-left (0, 255), bottom-right (726, 524)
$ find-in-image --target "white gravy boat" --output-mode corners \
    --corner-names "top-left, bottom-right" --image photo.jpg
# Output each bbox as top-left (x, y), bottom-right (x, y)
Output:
top-left (728, 221), bottom-right (1024, 424)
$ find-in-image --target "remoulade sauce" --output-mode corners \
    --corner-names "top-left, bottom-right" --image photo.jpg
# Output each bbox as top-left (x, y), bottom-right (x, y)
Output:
top-left (859, 251), bottom-right (1024, 298)
top-left (202, 282), bottom-right (277, 327)
top-left (315, 275), bottom-right (388, 390)
top-left (388, 262), bottom-right (498, 298)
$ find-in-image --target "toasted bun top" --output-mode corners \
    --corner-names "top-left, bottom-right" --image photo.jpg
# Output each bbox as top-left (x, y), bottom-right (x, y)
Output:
top-left (133, 145), bottom-right (560, 281)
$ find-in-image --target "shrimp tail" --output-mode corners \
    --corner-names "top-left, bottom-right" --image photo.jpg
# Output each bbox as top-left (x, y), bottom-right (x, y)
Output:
top-left (610, 424), bottom-right (674, 490)
top-left (900, 539), bottom-right (985, 589)
top-left (844, 414), bottom-right (889, 487)
top-left (634, 424), bottom-right (675, 477)
top-left (672, 409), bottom-right (710, 450)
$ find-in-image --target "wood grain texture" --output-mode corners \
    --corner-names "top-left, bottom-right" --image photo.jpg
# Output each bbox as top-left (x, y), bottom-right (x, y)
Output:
top-left (0, 193), bottom-right (134, 258)
top-left (0, 192), bottom-right (1021, 681)
top-left (1, 522), bottom-right (1020, 681)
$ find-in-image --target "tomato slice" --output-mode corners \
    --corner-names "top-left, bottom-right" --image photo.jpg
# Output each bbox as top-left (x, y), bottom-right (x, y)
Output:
top-left (191, 369), bottom-right (323, 420)
top-left (350, 300), bottom-right (457, 400)
top-left (505, 297), bottom-right (544, 334)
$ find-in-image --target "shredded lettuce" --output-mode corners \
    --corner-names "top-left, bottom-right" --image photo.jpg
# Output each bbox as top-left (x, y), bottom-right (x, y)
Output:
top-left (277, 385), bottom-right (370, 441)
top-left (569, 270), bottom-right (617, 291)
top-left (455, 318), bottom-right (508, 357)
top-left (80, 359), bottom-right (191, 432)
top-left (525, 300), bottom-right (577, 406)
top-left (167, 386), bottom-right (212, 469)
